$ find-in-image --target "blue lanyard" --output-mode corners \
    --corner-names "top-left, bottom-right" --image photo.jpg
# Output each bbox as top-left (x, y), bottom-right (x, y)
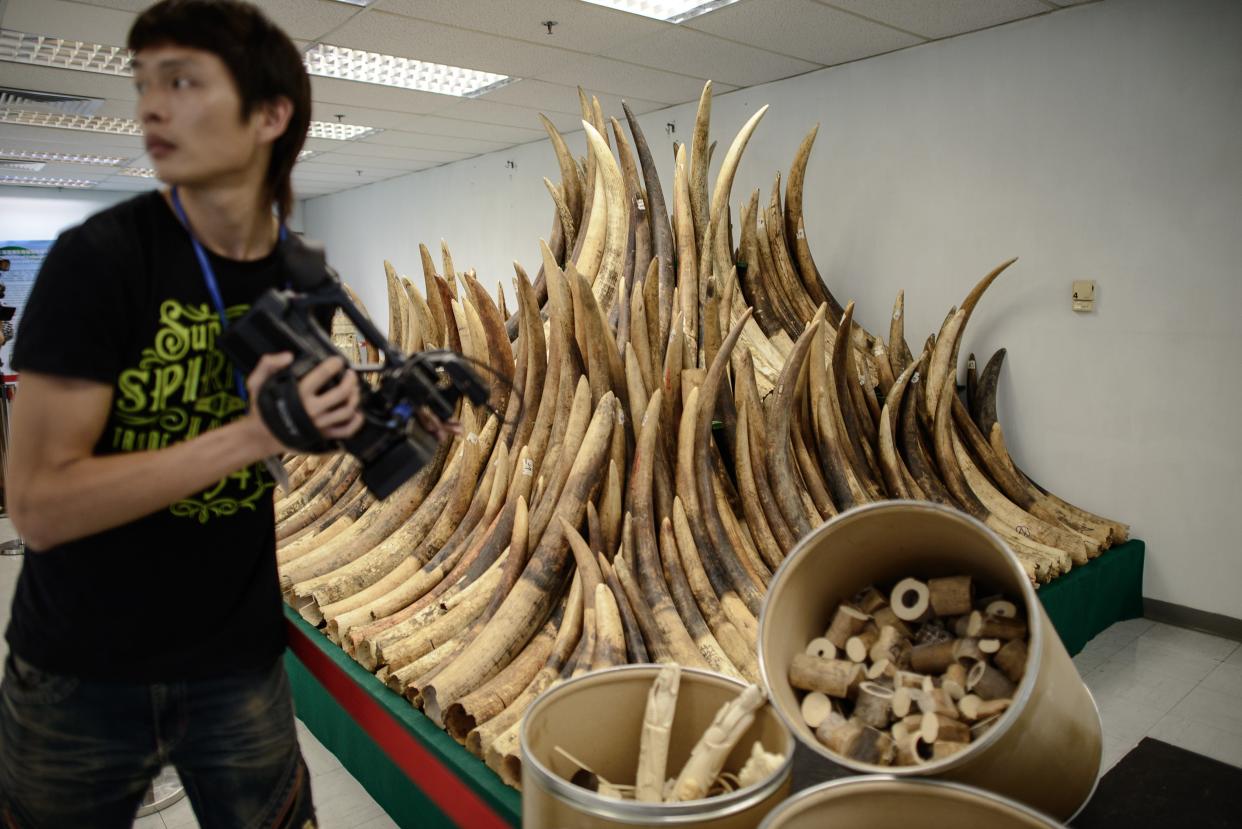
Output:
top-left (169, 186), bottom-right (286, 402)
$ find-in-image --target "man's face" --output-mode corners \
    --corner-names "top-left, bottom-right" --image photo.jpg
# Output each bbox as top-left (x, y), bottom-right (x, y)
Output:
top-left (131, 44), bottom-right (271, 188)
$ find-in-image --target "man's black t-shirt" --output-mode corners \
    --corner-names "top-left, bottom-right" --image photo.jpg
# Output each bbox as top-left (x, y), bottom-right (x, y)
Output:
top-left (7, 191), bottom-right (286, 681)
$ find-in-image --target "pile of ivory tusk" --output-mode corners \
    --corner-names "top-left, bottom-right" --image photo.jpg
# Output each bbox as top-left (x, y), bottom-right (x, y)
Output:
top-left (274, 82), bottom-right (1128, 788)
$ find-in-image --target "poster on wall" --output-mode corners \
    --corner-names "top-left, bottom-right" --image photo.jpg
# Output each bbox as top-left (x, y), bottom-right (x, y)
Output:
top-left (0, 240), bottom-right (51, 380)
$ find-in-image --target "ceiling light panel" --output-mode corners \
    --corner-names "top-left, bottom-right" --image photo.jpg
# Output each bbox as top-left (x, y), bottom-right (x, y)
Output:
top-left (303, 43), bottom-right (512, 98)
top-left (0, 108), bottom-right (143, 135)
top-left (578, 0), bottom-right (744, 23)
top-left (0, 28), bottom-right (130, 75)
top-left (0, 148), bottom-right (126, 165)
top-left (118, 166), bottom-right (156, 178)
top-left (0, 108), bottom-right (375, 142)
top-left (328, 0), bottom-right (378, 6)
top-left (0, 175), bottom-right (96, 188)
top-left (307, 120), bottom-right (382, 141)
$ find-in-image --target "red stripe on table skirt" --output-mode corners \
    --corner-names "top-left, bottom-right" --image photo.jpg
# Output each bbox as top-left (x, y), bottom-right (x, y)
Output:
top-left (286, 619), bottom-right (511, 829)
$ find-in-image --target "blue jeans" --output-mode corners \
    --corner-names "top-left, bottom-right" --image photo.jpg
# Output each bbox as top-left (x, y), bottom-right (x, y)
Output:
top-left (0, 653), bottom-right (317, 828)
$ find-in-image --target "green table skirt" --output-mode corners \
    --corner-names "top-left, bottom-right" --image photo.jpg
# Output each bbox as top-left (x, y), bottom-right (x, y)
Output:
top-left (1036, 539), bottom-right (1145, 655)
top-left (283, 611), bottom-right (521, 828)
top-left (285, 539), bottom-right (1145, 828)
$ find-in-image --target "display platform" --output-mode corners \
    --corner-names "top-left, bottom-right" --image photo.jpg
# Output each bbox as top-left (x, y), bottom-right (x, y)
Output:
top-left (284, 611), bottom-right (520, 829)
top-left (1036, 539), bottom-right (1145, 656)
top-left (285, 538), bottom-right (1144, 829)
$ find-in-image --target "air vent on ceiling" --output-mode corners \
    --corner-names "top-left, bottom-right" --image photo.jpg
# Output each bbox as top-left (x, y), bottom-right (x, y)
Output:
top-left (0, 158), bottom-right (46, 171)
top-left (0, 86), bottom-right (104, 116)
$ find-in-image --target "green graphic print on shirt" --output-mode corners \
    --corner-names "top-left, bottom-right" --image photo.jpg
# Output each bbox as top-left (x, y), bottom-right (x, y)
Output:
top-left (110, 298), bottom-right (273, 523)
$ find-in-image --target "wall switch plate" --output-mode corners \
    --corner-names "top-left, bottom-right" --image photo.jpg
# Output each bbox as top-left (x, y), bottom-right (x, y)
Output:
top-left (1072, 280), bottom-right (1096, 312)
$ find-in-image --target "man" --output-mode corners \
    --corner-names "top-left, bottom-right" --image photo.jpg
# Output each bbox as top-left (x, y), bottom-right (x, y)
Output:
top-left (0, 2), bottom-right (360, 825)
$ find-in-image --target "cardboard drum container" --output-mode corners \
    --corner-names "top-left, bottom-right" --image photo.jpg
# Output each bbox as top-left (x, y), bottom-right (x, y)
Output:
top-left (520, 664), bottom-right (794, 827)
top-left (758, 776), bottom-right (1065, 829)
top-left (757, 501), bottom-right (1101, 821)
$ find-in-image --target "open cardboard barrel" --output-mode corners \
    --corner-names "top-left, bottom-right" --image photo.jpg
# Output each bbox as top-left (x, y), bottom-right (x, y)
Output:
top-left (758, 776), bottom-right (1065, 828)
top-left (520, 664), bottom-right (794, 827)
top-left (757, 501), bottom-right (1101, 821)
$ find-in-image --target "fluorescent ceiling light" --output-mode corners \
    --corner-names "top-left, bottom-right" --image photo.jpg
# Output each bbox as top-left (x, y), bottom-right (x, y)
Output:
top-left (0, 175), bottom-right (96, 188)
top-left (297, 149), bottom-right (317, 162)
top-left (0, 108), bottom-right (377, 142)
top-left (578, 0), bottom-right (743, 23)
top-left (0, 108), bottom-right (143, 135)
top-left (0, 148), bottom-right (127, 165)
top-left (119, 166), bottom-right (156, 178)
top-left (306, 120), bottom-right (381, 140)
top-left (1, 27), bottom-right (510, 100)
top-left (328, 0), bottom-right (378, 6)
top-left (304, 43), bottom-right (512, 98)
top-left (0, 28), bottom-right (130, 75)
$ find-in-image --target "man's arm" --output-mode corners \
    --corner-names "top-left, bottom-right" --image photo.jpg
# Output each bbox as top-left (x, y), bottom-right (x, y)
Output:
top-left (7, 353), bottom-right (361, 550)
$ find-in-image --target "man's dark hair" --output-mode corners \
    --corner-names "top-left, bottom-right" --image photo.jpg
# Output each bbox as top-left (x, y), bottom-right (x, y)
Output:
top-left (128, 0), bottom-right (311, 221)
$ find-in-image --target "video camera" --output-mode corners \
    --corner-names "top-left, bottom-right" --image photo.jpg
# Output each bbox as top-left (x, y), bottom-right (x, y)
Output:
top-left (220, 237), bottom-right (493, 499)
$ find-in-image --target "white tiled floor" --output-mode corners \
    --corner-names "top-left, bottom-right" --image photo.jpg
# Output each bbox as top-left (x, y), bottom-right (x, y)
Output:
top-left (1074, 616), bottom-right (1242, 771)
top-left (0, 517), bottom-right (396, 829)
top-left (3, 513), bottom-right (1241, 825)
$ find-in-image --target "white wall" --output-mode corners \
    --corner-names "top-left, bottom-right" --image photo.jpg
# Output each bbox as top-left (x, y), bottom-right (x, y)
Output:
top-left (0, 189), bottom-right (305, 238)
top-left (304, 0), bottom-right (1242, 620)
top-left (0, 188), bottom-right (135, 239)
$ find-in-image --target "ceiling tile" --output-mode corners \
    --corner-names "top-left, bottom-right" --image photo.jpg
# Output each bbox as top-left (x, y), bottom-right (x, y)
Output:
top-left (688, 0), bottom-right (922, 65)
top-left (432, 98), bottom-right (579, 133)
top-left (605, 27), bottom-right (819, 88)
top-left (363, 130), bottom-right (507, 155)
top-left (321, 9), bottom-right (568, 79)
top-left (308, 76), bottom-right (450, 116)
top-left (308, 103), bottom-right (433, 134)
top-left (0, 123), bottom-right (144, 151)
top-left (46, 0), bottom-right (150, 13)
top-left (3, 0), bottom-right (135, 47)
top-left (333, 140), bottom-right (471, 162)
top-left (239, 0), bottom-right (362, 42)
top-left (312, 150), bottom-right (451, 170)
top-left (400, 116), bottom-right (545, 145)
top-left (0, 62), bottom-right (138, 102)
top-left (485, 78), bottom-right (675, 125)
top-left (372, 0), bottom-right (674, 56)
top-left (818, 0), bottom-right (1051, 40)
top-left (532, 54), bottom-right (717, 104)
top-left (482, 79), bottom-right (595, 115)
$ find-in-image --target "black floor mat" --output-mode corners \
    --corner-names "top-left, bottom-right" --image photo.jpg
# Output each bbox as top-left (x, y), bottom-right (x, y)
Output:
top-left (1073, 737), bottom-right (1242, 829)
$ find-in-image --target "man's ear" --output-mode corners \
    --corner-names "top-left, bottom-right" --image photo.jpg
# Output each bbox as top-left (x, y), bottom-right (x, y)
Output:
top-left (254, 95), bottom-right (294, 145)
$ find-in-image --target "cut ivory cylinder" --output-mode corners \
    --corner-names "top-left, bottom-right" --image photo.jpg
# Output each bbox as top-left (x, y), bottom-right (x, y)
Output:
top-left (891, 578), bottom-right (931, 622)
top-left (872, 606), bottom-right (914, 639)
top-left (805, 637), bottom-right (838, 660)
top-left (942, 663), bottom-right (968, 700)
top-left (966, 611), bottom-right (1027, 641)
top-left (789, 654), bottom-right (863, 699)
top-left (852, 586), bottom-right (888, 614)
top-left (825, 605), bottom-right (870, 649)
top-left (921, 713), bottom-right (970, 744)
top-left (928, 575), bottom-right (974, 616)
top-left (846, 628), bottom-right (880, 663)
top-left (967, 662), bottom-right (1016, 701)
top-left (853, 682), bottom-right (895, 729)
top-left (869, 625), bottom-right (908, 664)
top-left (801, 692), bottom-right (833, 729)
top-left (910, 639), bottom-right (957, 674)
top-left (995, 640), bottom-right (1028, 683)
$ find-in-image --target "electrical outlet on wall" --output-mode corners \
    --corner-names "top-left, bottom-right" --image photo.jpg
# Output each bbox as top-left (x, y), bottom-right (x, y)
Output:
top-left (1072, 280), bottom-right (1096, 312)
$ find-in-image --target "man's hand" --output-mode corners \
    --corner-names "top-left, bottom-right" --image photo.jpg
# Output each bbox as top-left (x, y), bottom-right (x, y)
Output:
top-left (244, 353), bottom-right (365, 454)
